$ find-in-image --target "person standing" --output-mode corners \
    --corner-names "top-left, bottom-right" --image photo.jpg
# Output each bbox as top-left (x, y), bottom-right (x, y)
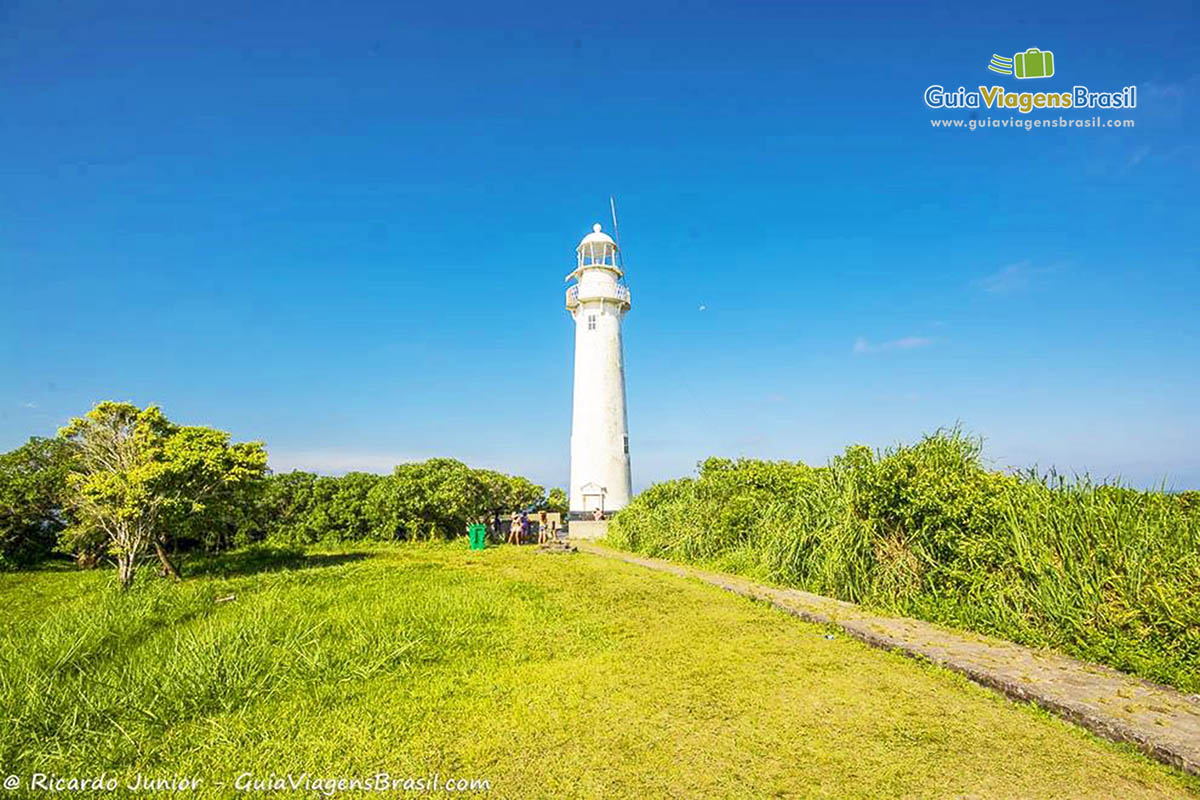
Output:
top-left (537, 510), bottom-right (550, 544)
top-left (506, 510), bottom-right (521, 545)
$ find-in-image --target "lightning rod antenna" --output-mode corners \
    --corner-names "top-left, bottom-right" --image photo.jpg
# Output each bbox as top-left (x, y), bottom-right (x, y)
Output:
top-left (610, 196), bottom-right (625, 272)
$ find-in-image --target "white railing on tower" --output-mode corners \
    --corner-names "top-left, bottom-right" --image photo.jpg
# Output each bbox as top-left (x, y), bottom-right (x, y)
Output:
top-left (565, 283), bottom-right (631, 309)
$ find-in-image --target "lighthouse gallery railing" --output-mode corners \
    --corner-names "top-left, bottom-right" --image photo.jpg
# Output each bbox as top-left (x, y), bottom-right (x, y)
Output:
top-left (565, 284), bottom-right (630, 310)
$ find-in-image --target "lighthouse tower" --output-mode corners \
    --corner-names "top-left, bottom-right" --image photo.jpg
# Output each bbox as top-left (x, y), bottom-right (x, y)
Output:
top-left (565, 223), bottom-right (632, 516)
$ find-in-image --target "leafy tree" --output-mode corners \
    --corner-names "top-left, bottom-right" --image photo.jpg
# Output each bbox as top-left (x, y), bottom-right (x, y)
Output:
top-left (366, 459), bottom-right (485, 540)
top-left (363, 459), bottom-right (544, 541)
top-left (255, 471), bottom-right (319, 544)
top-left (251, 471), bottom-right (380, 544)
top-left (59, 402), bottom-right (266, 588)
top-left (504, 475), bottom-right (545, 512)
top-left (545, 487), bottom-right (568, 514)
top-left (305, 472), bottom-right (381, 542)
top-left (477, 469), bottom-right (545, 515)
top-left (0, 437), bottom-right (74, 568)
top-left (153, 425), bottom-right (268, 570)
top-left (59, 404), bottom-right (169, 587)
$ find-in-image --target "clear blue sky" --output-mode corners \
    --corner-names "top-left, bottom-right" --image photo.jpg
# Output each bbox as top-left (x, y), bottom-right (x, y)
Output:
top-left (2, 0), bottom-right (1197, 490)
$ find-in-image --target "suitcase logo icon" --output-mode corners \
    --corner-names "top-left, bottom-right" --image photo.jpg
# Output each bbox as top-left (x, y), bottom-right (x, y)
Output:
top-left (1014, 48), bottom-right (1055, 79)
top-left (987, 48), bottom-right (1056, 79)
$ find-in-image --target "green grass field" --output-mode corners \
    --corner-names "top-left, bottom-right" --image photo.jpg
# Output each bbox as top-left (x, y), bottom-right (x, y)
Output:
top-left (2, 543), bottom-right (1196, 798)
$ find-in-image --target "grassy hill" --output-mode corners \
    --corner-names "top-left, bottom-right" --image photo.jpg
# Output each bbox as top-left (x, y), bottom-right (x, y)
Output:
top-left (2, 543), bottom-right (1196, 798)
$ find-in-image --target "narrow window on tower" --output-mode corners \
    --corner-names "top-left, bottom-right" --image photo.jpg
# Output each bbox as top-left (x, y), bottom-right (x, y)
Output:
top-left (624, 435), bottom-right (629, 454)
top-left (587, 315), bottom-right (596, 330)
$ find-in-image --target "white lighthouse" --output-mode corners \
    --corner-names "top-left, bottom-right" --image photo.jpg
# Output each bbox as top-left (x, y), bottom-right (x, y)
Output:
top-left (566, 222), bottom-right (632, 516)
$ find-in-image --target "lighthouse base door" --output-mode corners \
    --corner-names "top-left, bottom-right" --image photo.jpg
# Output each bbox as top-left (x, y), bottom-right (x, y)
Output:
top-left (581, 491), bottom-right (605, 514)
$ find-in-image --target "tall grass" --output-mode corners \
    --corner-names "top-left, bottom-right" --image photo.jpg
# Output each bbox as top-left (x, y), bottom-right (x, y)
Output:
top-left (609, 430), bottom-right (1200, 692)
top-left (0, 546), bottom-right (522, 770)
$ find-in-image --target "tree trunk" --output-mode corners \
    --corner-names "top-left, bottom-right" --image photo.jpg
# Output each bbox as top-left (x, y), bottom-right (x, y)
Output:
top-left (154, 539), bottom-right (181, 581)
top-left (117, 552), bottom-right (136, 590)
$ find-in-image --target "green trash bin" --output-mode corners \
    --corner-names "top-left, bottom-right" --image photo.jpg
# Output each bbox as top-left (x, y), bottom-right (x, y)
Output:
top-left (468, 523), bottom-right (487, 550)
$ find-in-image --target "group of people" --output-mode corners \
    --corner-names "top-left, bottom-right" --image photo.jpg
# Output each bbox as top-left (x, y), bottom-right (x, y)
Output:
top-left (492, 509), bottom-right (558, 545)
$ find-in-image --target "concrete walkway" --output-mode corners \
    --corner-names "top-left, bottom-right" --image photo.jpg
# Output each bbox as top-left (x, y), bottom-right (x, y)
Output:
top-left (575, 541), bottom-right (1200, 777)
